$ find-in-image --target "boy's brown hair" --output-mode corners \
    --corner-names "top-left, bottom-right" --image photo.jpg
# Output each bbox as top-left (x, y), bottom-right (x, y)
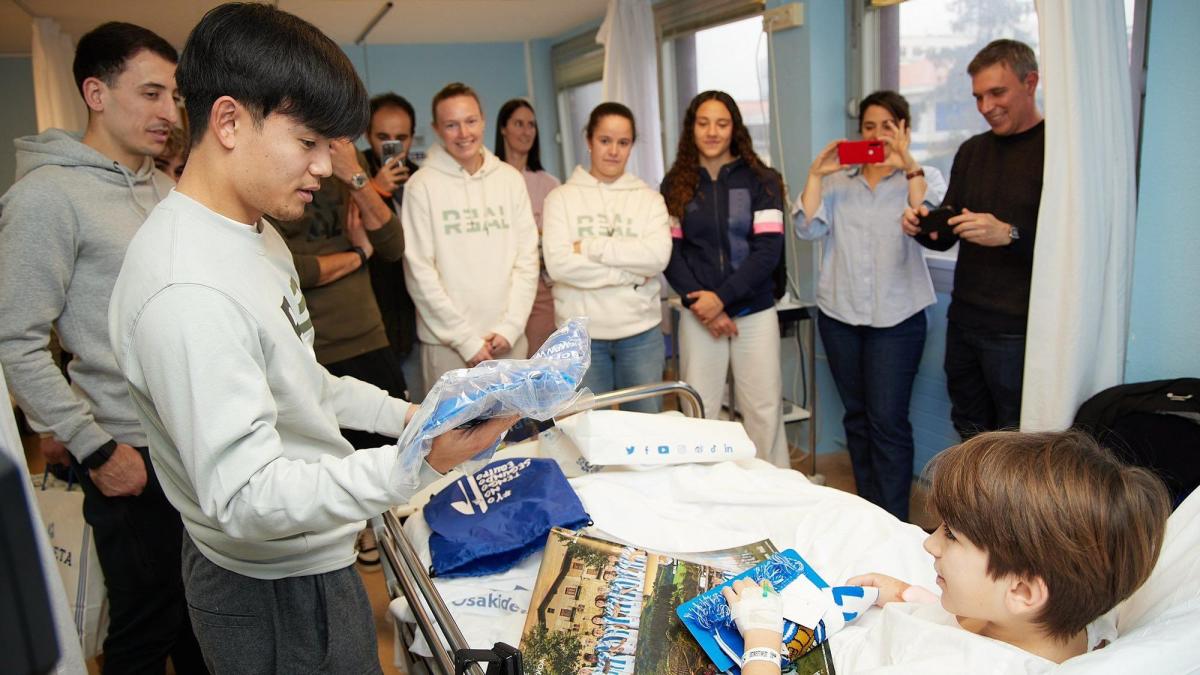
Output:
top-left (928, 430), bottom-right (1170, 641)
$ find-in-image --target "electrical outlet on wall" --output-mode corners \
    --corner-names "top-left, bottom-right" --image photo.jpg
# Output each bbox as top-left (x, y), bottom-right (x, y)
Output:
top-left (763, 3), bottom-right (804, 32)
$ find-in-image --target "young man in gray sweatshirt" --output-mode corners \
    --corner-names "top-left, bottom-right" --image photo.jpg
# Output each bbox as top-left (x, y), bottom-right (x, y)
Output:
top-left (108, 5), bottom-right (512, 671)
top-left (0, 22), bottom-right (206, 674)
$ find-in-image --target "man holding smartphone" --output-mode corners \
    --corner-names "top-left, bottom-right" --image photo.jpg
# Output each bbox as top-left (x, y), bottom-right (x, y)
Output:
top-left (902, 39), bottom-right (1044, 438)
top-left (365, 93), bottom-right (420, 204)
top-left (364, 93), bottom-right (425, 395)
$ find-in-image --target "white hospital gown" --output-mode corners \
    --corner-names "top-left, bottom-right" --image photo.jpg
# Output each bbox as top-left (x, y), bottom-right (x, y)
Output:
top-left (829, 602), bottom-right (1117, 674)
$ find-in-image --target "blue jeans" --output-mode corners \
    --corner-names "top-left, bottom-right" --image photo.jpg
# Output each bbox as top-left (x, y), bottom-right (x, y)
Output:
top-left (819, 310), bottom-right (927, 521)
top-left (583, 326), bottom-right (665, 413)
top-left (943, 320), bottom-right (1025, 439)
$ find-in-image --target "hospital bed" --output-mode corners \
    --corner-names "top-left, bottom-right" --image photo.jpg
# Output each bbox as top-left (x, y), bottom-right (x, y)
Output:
top-left (376, 382), bottom-right (1200, 674)
top-left (376, 381), bottom-right (706, 674)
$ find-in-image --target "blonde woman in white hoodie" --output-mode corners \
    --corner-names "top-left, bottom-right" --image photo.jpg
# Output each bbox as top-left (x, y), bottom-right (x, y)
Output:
top-left (543, 102), bottom-right (672, 412)
top-left (402, 83), bottom-right (539, 388)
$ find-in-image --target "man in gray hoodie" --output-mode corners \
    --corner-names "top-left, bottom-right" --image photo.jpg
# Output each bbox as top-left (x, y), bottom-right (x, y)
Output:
top-left (0, 22), bottom-right (206, 674)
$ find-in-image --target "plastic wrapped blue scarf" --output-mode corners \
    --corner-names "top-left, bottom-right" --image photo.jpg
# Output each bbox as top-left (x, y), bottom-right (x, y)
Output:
top-left (392, 318), bottom-right (591, 483)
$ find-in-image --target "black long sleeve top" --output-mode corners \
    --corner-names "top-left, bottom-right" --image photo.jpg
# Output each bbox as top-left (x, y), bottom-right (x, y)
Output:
top-left (917, 121), bottom-right (1044, 334)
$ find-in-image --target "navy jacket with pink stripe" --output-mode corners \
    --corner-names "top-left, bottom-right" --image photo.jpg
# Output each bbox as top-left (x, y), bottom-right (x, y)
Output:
top-left (662, 158), bottom-right (785, 318)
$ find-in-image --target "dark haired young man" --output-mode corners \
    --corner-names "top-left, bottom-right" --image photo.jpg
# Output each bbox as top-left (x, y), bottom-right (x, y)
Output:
top-left (0, 21), bottom-right (208, 674)
top-left (362, 92), bottom-right (424, 394)
top-left (108, 4), bottom-right (512, 671)
top-left (903, 39), bottom-right (1045, 438)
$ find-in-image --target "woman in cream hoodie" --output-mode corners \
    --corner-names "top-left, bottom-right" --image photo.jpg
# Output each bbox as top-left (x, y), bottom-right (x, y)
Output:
top-left (543, 102), bottom-right (671, 412)
top-left (402, 83), bottom-right (539, 387)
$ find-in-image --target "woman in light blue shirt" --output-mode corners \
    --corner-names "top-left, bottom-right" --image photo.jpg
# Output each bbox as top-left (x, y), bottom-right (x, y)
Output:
top-left (794, 90), bottom-right (946, 522)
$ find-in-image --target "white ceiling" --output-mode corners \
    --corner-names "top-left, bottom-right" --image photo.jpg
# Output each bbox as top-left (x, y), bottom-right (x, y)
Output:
top-left (1, 0), bottom-right (609, 55)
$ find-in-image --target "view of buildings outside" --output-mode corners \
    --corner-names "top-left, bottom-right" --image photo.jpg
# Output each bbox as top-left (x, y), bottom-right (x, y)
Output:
top-left (897, 0), bottom-right (1040, 178)
top-left (693, 15), bottom-right (772, 163)
top-left (898, 0), bottom-right (1136, 178)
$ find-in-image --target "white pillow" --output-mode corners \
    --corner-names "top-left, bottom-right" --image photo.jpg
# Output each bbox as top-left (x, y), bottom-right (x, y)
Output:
top-left (556, 410), bottom-right (756, 466)
top-left (1056, 489), bottom-right (1200, 673)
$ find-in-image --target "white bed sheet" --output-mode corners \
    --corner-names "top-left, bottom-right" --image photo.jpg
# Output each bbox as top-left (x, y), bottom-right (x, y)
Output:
top-left (391, 459), bottom-right (934, 659)
top-left (390, 459), bottom-right (1200, 673)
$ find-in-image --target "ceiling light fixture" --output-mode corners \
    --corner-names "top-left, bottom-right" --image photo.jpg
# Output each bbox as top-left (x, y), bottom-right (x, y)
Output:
top-left (355, 1), bottom-right (394, 45)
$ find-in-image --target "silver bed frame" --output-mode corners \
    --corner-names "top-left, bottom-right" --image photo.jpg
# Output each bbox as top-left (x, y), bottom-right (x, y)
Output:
top-left (376, 381), bottom-right (704, 675)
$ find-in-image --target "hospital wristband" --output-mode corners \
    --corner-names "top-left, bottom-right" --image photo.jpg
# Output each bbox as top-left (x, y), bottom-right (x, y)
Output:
top-left (742, 647), bottom-right (780, 665)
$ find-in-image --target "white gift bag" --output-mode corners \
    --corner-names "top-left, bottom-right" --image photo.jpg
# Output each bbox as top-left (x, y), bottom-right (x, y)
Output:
top-left (32, 472), bottom-right (109, 659)
top-left (556, 410), bottom-right (756, 466)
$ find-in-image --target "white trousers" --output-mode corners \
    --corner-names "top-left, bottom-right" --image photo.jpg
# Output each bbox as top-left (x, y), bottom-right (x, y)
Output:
top-left (420, 335), bottom-right (529, 394)
top-left (678, 307), bottom-right (789, 468)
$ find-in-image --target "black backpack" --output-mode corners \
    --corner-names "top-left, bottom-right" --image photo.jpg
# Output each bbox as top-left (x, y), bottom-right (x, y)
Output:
top-left (1074, 378), bottom-right (1200, 507)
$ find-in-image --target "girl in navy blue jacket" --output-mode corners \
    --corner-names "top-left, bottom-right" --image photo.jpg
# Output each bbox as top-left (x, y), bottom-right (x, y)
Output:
top-left (662, 91), bottom-right (789, 467)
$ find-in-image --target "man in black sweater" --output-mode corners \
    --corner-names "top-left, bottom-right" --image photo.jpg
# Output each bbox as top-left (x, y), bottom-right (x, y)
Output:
top-left (902, 39), bottom-right (1044, 438)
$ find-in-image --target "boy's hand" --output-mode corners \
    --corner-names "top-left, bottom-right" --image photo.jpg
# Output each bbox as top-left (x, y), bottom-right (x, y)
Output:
top-left (722, 578), bottom-right (783, 637)
top-left (847, 573), bottom-right (911, 607)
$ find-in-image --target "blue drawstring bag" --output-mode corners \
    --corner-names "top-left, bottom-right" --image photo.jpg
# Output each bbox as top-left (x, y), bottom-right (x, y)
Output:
top-left (425, 458), bottom-right (590, 577)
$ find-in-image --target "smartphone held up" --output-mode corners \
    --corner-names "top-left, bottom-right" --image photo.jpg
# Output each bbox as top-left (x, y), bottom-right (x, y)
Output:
top-left (837, 140), bottom-right (884, 165)
top-left (381, 139), bottom-right (407, 166)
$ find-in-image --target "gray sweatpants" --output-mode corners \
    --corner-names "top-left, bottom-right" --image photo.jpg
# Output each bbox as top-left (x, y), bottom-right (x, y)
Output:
top-left (181, 534), bottom-right (382, 674)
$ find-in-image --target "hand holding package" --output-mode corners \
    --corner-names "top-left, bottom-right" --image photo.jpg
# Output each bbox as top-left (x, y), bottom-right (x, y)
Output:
top-left (394, 318), bottom-right (591, 482)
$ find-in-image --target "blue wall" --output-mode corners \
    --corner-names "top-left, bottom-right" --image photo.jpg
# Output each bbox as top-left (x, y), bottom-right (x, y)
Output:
top-left (341, 42), bottom-right (554, 174)
top-left (763, 0), bottom-right (852, 458)
top-left (1125, 0), bottom-right (1200, 381)
top-left (529, 38), bottom-right (564, 179)
top-left (0, 56), bottom-right (38, 195)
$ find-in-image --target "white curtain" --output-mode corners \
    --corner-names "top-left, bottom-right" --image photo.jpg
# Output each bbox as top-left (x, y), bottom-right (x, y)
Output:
top-left (1023, 0), bottom-right (1136, 430)
top-left (597, 0), bottom-right (665, 186)
top-left (32, 17), bottom-right (88, 134)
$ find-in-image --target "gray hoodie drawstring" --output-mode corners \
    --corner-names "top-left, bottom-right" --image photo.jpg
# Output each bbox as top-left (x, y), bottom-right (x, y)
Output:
top-left (115, 161), bottom-right (154, 217)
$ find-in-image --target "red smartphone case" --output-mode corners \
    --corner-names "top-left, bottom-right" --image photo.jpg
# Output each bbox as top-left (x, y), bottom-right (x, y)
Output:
top-left (838, 140), bottom-right (885, 165)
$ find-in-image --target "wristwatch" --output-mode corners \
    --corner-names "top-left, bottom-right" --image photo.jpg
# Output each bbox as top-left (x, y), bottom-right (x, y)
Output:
top-left (905, 168), bottom-right (925, 180)
top-left (351, 246), bottom-right (369, 267)
top-left (349, 172), bottom-right (368, 190)
top-left (1009, 226), bottom-right (1020, 241)
top-left (81, 439), bottom-right (117, 470)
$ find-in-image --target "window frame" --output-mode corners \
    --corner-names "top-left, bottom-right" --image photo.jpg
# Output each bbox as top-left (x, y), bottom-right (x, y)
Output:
top-left (550, 29), bottom-right (605, 174)
top-left (548, 0), bottom-right (765, 176)
top-left (855, 0), bottom-right (1151, 290)
top-left (656, 2), bottom-right (769, 167)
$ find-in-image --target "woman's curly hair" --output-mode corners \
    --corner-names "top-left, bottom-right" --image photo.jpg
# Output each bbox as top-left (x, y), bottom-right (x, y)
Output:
top-left (662, 90), bottom-right (781, 219)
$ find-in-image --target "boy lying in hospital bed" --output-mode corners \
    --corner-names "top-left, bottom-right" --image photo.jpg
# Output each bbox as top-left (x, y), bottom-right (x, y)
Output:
top-left (725, 429), bottom-right (1172, 674)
